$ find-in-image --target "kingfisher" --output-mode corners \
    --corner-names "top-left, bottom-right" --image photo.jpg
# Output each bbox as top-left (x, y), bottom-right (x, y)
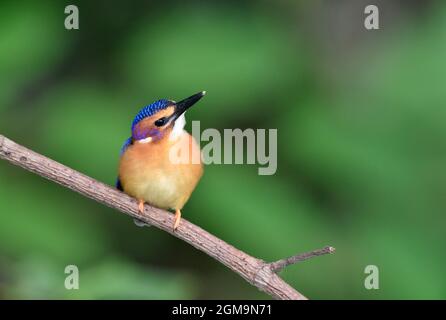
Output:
top-left (116, 91), bottom-right (205, 230)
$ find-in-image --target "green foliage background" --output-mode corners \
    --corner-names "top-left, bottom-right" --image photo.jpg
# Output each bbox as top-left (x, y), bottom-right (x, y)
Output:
top-left (0, 0), bottom-right (445, 299)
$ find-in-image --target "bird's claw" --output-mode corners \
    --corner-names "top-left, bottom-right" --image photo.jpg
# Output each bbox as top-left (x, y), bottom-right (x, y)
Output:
top-left (133, 218), bottom-right (150, 227)
top-left (138, 200), bottom-right (145, 213)
top-left (173, 209), bottom-right (181, 231)
top-left (134, 199), bottom-right (150, 227)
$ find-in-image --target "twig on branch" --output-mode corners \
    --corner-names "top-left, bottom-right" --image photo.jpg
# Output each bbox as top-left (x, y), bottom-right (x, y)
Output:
top-left (0, 134), bottom-right (335, 300)
top-left (269, 246), bottom-right (335, 273)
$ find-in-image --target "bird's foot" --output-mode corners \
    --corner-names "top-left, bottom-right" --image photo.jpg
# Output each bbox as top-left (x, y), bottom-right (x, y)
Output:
top-left (133, 218), bottom-right (150, 228)
top-left (173, 209), bottom-right (182, 231)
top-left (138, 199), bottom-right (145, 213)
top-left (134, 199), bottom-right (150, 227)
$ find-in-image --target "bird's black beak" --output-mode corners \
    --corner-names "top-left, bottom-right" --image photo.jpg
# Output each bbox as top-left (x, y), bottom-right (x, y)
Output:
top-left (171, 91), bottom-right (206, 121)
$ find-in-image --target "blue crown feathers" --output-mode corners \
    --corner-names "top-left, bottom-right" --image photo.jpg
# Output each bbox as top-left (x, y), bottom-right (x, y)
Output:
top-left (131, 99), bottom-right (172, 131)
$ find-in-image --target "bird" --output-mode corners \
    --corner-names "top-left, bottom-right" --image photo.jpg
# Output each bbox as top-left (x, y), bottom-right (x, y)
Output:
top-left (116, 91), bottom-right (205, 231)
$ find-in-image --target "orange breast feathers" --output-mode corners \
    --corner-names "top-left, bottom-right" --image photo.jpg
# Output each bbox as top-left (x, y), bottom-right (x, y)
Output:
top-left (118, 131), bottom-right (203, 211)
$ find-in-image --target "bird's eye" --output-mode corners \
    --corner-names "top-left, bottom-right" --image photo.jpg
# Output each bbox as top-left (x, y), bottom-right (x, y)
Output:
top-left (154, 117), bottom-right (167, 127)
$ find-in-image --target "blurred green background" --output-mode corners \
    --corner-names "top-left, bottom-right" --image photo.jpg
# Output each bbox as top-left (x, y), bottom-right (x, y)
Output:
top-left (1, 0), bottom-right (445, 299)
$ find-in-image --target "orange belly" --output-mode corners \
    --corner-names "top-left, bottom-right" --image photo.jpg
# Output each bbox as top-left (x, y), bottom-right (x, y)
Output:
top-left (118, 132), bottom-right (203, 210)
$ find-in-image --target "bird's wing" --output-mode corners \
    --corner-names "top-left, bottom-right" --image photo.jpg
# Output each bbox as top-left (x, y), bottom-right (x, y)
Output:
top-left (116, 178), bottom-right (124, 191)
top-left (116, 137), bottom-right (133, 191)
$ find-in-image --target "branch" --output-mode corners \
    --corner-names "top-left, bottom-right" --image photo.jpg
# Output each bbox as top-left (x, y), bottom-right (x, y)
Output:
top-left (0, 134), bottom-right (335, 300)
